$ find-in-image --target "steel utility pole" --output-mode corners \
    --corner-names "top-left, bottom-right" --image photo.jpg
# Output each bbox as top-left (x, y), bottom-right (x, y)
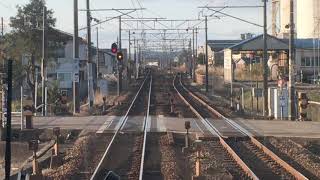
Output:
top-left (134, 37), bottom-right (138, 79)
top-left (5, 59), bottom-right (12, 180)
top-left (195, 27), bottom-right (198, 82)
top-left (188, 39), bottom-right (192, 77)
top-left (73, 0), bottom-right (80, 114)
top-left (86, 0), bottom-right (93, 108)
top-left (117, 16), bottom-right (122, 96)
top-left (192, 28), bottom-right (195, 80)
top-left (263, 0), bottom-right (269, 117)
top-left (1, 17), bottom-right (3, 37)
top-left (128, 30), bottom-right (131, 83)
top-left (170, 43), bottom-right (172, 73)
top-left (41, 6), bottom-right (47, 116)
top-left (288, 0), bottom-right (296, 120)
top-left (96, 27), bottom-right (99, 78)
top-left (205, 16), bottom-right (209, 92)
top-left (129, 31), bottom-right (131, 61)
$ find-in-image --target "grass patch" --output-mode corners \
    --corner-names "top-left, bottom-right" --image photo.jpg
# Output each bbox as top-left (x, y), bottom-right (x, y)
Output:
top-left (307, 91), bottom-right (320, 102)
top-left (242, 90), bottom-right (264, 113)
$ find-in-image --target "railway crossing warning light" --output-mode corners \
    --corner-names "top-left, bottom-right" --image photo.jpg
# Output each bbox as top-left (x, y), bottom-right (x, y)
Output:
top-left (298, 92), bottom-right (309, 121)
top-left (185, 121), bottom-right (191, 131)
top-left (111, 43), bottom-right (118, 54)
top-left (116, 52), bottom-right (124, 61)
top-left (185, 121), bottom-right (191, 148)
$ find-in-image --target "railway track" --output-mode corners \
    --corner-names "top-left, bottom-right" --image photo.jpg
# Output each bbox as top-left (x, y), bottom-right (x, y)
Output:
top-left (90, 73), bottom-right (152, 180)
top-left (173, 74), bottom-right (308, 180)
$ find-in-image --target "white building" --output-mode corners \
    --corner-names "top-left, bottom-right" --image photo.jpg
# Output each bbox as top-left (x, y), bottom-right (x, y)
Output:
top-left (273, 0), bottom-right (320, 39)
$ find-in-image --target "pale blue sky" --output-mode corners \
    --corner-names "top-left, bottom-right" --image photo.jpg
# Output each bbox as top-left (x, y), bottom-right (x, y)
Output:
top-left (0, 0), bottom-right (271, 49)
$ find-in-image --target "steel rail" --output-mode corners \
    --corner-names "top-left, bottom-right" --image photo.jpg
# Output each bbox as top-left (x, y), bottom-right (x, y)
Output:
top-left (139, 75), bottom-right (152, 180)
top-left (90, 72), bottom-right (150, 180)
top-left (178, 76), bottom-right (309, 180)
top-left (173, 75), bottom-right (259, 180)
top-left (173, 78), bottom-right (220, 136)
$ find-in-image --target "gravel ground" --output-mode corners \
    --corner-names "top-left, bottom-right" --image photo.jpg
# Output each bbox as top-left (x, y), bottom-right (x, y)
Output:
top-left (186, 140), bottom-right (251, 180)
top-left (291, 138), bottom-right (320, 157)
top-left (261, 137), bottom-right (320, 179)
top-left (159, 134), bottom-right (187, 180)
top-left (143, 133), bottom-right (163, 179)
top-left (127, 135), bottom-right (143, 180)
top-left (43, 133), bottom-right (113, 180)
top-left (227, 139), bottom-right (294, 179)
top-left (43, 135), bottom-right (93, 180)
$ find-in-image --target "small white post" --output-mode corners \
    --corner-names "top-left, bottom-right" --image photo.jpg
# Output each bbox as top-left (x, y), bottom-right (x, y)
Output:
top-left (241, 87), bottom-right (244, 110)
top-left (35, 68), bottom-right (38, 111)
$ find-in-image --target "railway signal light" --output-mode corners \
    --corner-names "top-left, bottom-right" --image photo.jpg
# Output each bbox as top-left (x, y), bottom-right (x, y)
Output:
top-left (111, 43), bottom-right (118, 54)
top-left (184, 121), bottom-right (191, 148)
top-left (116, 52), bottom-right (124, 61)
top-left (298, 92), bottom-right (309, 121)
top-left (185, 121), bottom-right (191, 130)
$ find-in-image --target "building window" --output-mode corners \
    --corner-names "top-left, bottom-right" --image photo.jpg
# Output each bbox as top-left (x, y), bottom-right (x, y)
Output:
top-left (306, 57), bottom-right (311, 66)
top-left (302, 57), bottom-right (320, 67)
top-left (57, 73), bottom-right (72, 81)
top-left (301, 57), bottom-right (306, 66)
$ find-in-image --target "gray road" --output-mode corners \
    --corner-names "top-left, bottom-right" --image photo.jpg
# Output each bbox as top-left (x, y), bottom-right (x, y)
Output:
top-left (10, 115), bottom-right (320, 138)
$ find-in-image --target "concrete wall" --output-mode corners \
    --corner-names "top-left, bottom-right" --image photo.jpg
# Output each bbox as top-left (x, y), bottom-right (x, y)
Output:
top-left (64, 40), bottom-right (87, 60)
top-left (297, 0), bottom-right (320, 38)
top-left (224, 49), bottom-right (233, 83)
top-left (280, 0), bottom-right (291, 35)
top-left (278, 0), bottom-right (320, 39)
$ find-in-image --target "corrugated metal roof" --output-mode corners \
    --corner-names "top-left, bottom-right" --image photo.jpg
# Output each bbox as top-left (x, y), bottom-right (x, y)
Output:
top-left (207, 40), bottom-right (242, 52)
top-left (227, 34), bottom-right (289, 51)
top-left (224, 34), bottom-right (318, 51)
top-left (294, 39), bottom-right (319, 49)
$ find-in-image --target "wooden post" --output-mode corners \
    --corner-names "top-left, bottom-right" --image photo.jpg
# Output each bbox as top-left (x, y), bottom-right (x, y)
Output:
top-left (195, 150), bottom-right (201, 177)
top-left (53, 127), bottom-right (60, 156)
top-left (32, 151), bottom-right (40, 175)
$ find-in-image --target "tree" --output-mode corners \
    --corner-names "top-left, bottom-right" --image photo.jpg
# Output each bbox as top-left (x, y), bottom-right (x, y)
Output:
top-left (8, 0), bottom-right (56, 102)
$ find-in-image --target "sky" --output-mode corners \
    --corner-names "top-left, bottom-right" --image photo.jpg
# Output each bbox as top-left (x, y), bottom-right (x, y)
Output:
top-left (0, 0), bottom-right (272, 49)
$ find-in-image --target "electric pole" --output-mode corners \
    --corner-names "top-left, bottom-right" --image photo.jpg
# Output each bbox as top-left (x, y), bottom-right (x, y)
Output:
top-left (1, 17), bottom-right (3, 37)
top-left (73, 0), bottom-right (80, 114)
top-left (134, 37), bottom-right (138, 79)
top-left (41, 6), bottom-right (47, 116)
top-left (128, 30), bottom-right (131, 83)
top-left (192, 28), bottom-right (195, 80)
top-left (117, 16), bottom-right (122, 96)
top-left (263, 0), bottom-right (269, 117)
top-left (205, 16), bottom-right (209, 92)
top-left (96, 27), bottom-right (99, 78)
top-left (288, 0), bottom-right (296, 120)
top-left (5, 59), bottom-right (12, 180)
top-left (189, 39), bottom-right (192, 77)
top-left (195, 27), bottom-right (198, 82)
top-left (86, 0), bottom-right (93, 108)
top-left (129, 31), bottom-right (131, 61)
